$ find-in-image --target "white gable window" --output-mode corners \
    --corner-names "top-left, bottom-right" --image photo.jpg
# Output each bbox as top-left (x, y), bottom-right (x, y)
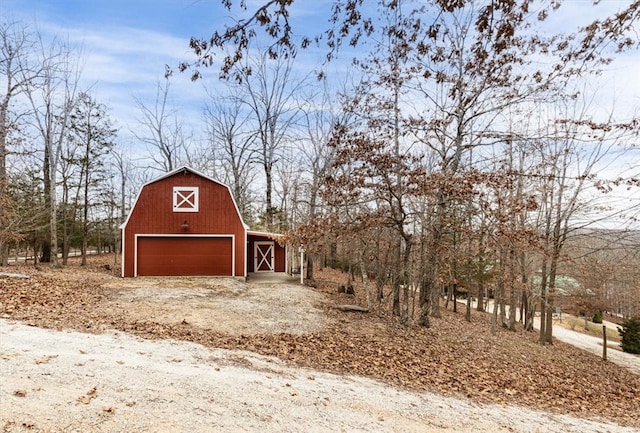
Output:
top-left (173, 186), bottom-right (199, 212)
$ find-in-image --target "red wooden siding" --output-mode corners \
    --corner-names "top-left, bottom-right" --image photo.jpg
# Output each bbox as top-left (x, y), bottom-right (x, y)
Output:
top-left (274, 240), bottom-right (285, 272)
top-left (122, 170), bottom-right (246, 277)
top-left (137, 237), bottom-right (232, 276)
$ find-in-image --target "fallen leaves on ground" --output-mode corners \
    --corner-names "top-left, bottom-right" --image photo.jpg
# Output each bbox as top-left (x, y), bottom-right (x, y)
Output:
top-left (77, 386), bottom-right (98, 404)
top-left (1, 259), bottom-right (638, 427)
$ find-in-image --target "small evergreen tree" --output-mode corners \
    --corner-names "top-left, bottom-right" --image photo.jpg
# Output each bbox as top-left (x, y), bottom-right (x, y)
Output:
top-left (618, 317), bottom-right (640, 355)
top-left (592, 310), bottom-right (603, 324)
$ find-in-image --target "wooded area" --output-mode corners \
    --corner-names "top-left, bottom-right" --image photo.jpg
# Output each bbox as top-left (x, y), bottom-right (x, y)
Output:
top-left (2, 1), bottom-right (639, 345)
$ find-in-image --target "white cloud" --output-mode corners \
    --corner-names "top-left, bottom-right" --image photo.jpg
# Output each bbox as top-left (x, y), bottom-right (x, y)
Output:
top-left (25, 19), bottom-right (216, 152)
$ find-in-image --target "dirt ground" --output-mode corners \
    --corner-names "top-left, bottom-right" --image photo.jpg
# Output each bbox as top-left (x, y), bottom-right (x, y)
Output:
top-left (101, 275), bottom-right (328, 336)
top-left (1, 260), bottom-right (639, 432)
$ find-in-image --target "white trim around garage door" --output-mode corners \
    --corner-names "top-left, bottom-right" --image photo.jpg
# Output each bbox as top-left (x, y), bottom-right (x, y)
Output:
top-left (134, 234), bottom-right (236, 277)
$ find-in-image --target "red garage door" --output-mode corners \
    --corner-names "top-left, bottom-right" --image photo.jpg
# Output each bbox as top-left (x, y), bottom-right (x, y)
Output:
top-left (137, 237), bottom-right (233, 276)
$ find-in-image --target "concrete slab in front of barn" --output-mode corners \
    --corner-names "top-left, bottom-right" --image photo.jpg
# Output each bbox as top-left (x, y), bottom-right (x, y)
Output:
top-left (247, 272), bottom-right (298, 285)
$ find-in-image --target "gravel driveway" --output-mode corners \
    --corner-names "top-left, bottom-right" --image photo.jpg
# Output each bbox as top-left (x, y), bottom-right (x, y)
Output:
top-left (533, 317), bottom-right (640, 376)
top-left (1, 319), bottom-right (637, 433)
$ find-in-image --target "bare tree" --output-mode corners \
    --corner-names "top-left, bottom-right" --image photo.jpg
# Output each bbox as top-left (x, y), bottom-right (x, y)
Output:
top-left (133, 78), bottom-right (192, 173)
top-left (202, 89), bottom-right (256, 222)
top-left (295, 81), bottom-right (352, 281)
top-left (0, 21), bottom-right (47, 266)
top-left (24, 32), bottom-right (82, 266)
top-left (5, 165), bottom-right (48, 263)
top-left (109, 147), bottom-right (133, 225)
top-left (233, 48), bottom-right (304, 230)
top-left (58, 121), bottom-right (82, 264)
top-left (174, 0), bottom-right (640, 331)
top-left (67, 92), bottom-right (117, 265)
top-left (523, 92), bottom-right (631, 344)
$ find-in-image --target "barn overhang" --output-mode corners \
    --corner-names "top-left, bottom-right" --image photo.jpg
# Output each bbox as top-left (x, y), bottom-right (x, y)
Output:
top-left (247, 230), bottom-right (287, 273)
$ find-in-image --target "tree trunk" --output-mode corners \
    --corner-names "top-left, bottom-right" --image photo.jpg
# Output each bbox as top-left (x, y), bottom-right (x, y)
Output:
top-left (418, 279), bottom-right (431, 328)
top-left (62, 214), bottom-right (69, 266)
top-left (465, 257), bottom-right (472, 322)
top-left (358, 255), bottom-right (372, 311)
top-left (526, 302), bottom-right (536, 332)
top-left (431, 283), bottom-right (441, 318)
top-left (264, 160), bottom-right (273, 229)
top-left (32, 238), bottom-right (39, 267)
top-left (81, 148), bottom-right (90, 266)
top-left (306, 252), bottom-right (314, 281)
top-left (329, 242), bottom-right (337, 268)
top-left (508, 250), bottom-right (517, 331)
top-left (508, 289), bottom-right (518, 331)
top-left (521, 291), bottom-right (528, 327)
top-left (400, 234), bottom-right (411, 325)
top-left (491, 292), bottom-right (499, 336)
top-left (392, 278), bottom-right (401, 317)
top-left (539, 257), bottom-right (549, 344)
top-left (545, 300), bottom-right (554, 344)
top-left (392, 239), bottom-right (401, 317)
top-left (452, 283), bottom-right (458, 313)
top-left (0, 93), bottom-right (9, 266)
top-left (499, 298), bottom-right (506, 328)
top-left (401, 284), bottom-right (409, 325)
top-left (477, 282), bottom-right (484, 312)
top-left (41, 144), bottom-right (52, 264)
top-left (465, 294), bottom-right (471, 322)
top-left (49, 170), bottom-right (58, 267)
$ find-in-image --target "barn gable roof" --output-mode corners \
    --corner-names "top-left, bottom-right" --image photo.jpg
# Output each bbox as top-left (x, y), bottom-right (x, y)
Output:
top-left (120, 166), bottom-right (249, 230)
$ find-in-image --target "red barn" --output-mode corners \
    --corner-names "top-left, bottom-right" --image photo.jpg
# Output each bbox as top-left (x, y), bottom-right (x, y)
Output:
top-left (121, 166), bottom-right (286, 278)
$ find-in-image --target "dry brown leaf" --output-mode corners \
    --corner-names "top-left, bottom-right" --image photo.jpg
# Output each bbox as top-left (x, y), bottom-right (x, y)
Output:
top-left (77, 386), bottom-right (98, 404)
top-left (77, 395), bottom-right (93, 404)
top-left (35, 355), bottom-right (58, 364)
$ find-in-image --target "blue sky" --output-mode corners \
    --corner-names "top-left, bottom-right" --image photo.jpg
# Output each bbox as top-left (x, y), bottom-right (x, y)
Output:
top-left (2, 0), bottom-right (337, 153)
top-left (2, 1), bottom-right (638, 155)
top-left (3, 1), bottom-right (218, 147)
top-left (10, 0), bottom-right (220, 33)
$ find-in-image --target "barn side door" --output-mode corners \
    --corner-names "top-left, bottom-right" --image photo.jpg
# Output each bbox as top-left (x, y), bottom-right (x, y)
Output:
top-left (254, 241), bottom-right (275, 272)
